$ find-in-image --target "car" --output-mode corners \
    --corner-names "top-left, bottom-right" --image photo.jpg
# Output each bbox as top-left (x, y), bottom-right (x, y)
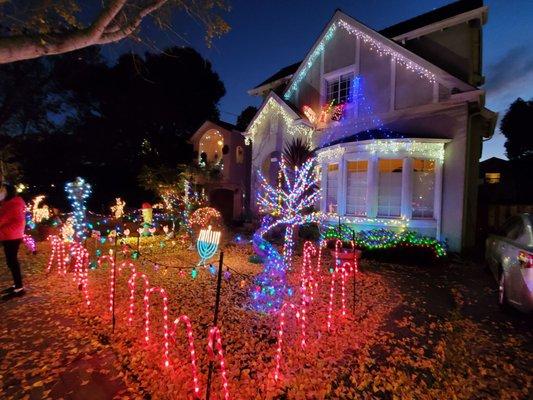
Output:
top-left (485, 213), bottom-right (533, 312)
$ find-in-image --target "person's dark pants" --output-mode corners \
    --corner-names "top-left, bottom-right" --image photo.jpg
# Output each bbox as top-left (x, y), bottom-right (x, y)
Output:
top-left (3, 239), bottom-right (22, 289)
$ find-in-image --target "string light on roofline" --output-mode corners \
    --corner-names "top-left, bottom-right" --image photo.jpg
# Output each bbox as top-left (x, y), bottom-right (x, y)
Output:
top-left (284, 19), bottom-right (436, 101)
top-left (245, 97), bottom-right (314, 145)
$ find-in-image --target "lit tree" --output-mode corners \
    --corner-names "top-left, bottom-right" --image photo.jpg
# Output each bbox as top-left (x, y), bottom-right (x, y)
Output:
top-left (256, 155), bottom-right (322, 267)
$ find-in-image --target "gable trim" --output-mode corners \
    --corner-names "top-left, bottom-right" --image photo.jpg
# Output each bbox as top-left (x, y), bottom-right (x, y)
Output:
top-left (244, 92), bottom-right (313, 145)
top-left (283, 10), bottom-right (473, 101)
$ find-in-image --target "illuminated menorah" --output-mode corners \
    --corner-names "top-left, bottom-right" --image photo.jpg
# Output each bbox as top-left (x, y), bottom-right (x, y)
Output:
top-left (197, 225), bottom-right (221, 265)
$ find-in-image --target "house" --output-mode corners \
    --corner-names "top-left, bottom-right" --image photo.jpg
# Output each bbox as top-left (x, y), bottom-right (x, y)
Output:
top-left (244, 0), bottom-right (497, 252)
top-left (189, 120), bottom-right (250, 222)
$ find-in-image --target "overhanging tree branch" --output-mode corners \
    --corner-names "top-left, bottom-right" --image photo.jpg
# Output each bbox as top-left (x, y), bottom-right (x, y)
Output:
top-left (0, 0), bottom-right (169, 64)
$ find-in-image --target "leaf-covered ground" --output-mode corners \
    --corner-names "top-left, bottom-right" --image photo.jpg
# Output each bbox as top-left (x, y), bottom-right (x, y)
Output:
top-left (0, 238), bottom-right (531, 399)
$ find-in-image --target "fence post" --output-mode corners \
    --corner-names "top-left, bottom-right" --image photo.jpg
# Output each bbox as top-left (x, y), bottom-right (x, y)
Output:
top-left (205, 250), bottom-right (224, 400)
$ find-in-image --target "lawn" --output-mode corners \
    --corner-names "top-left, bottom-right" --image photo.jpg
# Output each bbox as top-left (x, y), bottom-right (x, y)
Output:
top-left (0, 235), bottom-right (531, 399)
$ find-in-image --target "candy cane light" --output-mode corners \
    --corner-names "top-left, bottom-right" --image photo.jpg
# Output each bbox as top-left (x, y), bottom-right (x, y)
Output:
top-left (196, 225), bottom-right (221, 265)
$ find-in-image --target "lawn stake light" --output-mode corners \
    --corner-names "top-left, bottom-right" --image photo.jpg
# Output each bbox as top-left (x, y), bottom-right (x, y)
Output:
top-left (196, 225), bottom-right (221, 265)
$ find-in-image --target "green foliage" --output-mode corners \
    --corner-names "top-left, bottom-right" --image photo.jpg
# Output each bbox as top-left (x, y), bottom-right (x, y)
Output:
top-left (235, 106), bottom-right (258, 131)
top-left (500, 97), bottom-right (533, 161)
top-left (283, 137), bottom-right (313, 169)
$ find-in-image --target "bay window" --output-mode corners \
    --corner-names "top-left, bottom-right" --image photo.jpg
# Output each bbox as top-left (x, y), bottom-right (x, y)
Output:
top-left (346, 160), bottom-right (367, 216)
top-left (377, 159), bottom-right (402, 217)
top-left (326, 163), bottom-right (339, 213)
top-left (412, 159), bottom-right (435, 218)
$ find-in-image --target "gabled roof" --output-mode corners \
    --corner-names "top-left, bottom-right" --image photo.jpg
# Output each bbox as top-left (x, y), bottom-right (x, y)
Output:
top-left (251, 0), bottom-right (484, 95)
top-left (253, 61), bottom-right (301, 90)
top-left (189, 119), bottom-right (240, 144)
top-left (379, 0), bottom-right (483, 38)
top-left (282, 9), bottom-right (474, 100)
top-left (244, 91), bottom-right (305, 137)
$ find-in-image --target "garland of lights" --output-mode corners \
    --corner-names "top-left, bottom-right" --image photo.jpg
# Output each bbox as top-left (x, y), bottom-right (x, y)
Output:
top-left (65, 177), bottom-right (92, 241)
top-left (284, 19), bottom-right (436, 101)
top-left (321, 225), bottom-right (447, 258)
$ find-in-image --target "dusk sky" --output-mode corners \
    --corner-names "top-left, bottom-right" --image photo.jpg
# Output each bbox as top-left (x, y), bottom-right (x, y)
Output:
top-left (103, 0), bottom-right (533, 160)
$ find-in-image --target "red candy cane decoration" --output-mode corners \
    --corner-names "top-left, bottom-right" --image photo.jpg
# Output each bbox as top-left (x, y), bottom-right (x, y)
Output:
top-left (274, 302), bottom-right (307, 381)
top-left (143, 287), bottom-right (170, 367)
top-left (47, 235), bottom-right (67, 275)
top-left (207, 327), bottom-right (230, 400)
top-left (301, 241), bottom-right (317, 301)
top-left (72, 243), bottom-right (90, 306)
top-left (326, 263), bottom-right (347, 331)
top-left (128, 272), bottom-right (150, 324)
top-left (97, 255), bottom-right (117, 314)
top-left (171, 315), bottom-right (201, 398)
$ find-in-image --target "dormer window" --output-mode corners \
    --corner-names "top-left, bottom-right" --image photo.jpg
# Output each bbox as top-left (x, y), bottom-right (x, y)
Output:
top-left (326, 72), bottom-right (354, 105)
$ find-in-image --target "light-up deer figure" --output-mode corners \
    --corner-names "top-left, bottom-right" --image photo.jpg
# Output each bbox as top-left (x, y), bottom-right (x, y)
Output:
top-left (196, 225), bottom-right (221, 265)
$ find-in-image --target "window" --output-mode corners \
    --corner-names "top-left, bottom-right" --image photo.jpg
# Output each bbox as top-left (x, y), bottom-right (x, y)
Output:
top-left (326, 163), bottom-right (339, 213)
top-left (377, 159), bottom-right (402, 217)
top-left (346, 160), bottom-right (368, 216)
top-left (485, 172), bottom-right (500, 184)
top-left (326, 73), bottom-right (354, 105)
top-left (412, 159), bottom-right (435, 219)
top-left (236, 146), bottom-right (244, 164)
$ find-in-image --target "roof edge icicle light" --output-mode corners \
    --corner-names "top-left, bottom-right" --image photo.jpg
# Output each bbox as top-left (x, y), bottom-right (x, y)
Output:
top-left (245, 97), bottom-right (314, 145)
top-left (284, 19), bottom-right (436, 101)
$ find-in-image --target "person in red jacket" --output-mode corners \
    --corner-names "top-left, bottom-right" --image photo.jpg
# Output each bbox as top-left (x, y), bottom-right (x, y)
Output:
top-left (0, 183), bottom-right (26, 300)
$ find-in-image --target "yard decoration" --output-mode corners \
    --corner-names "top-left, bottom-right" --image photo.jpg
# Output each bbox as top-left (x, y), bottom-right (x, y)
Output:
top-left (22, 234), bottom-right (36, 254)
top-left (111, 197), bottom-right (126, 219)
top-left (141, 202), bottom-right (153, 223)
top-left (256, 156), bottom-right (322, 268)
top-left (250, 232), bottom-right (290, 313)
top-left (189, 207), bottom-right (222, 229)
top-left (65, 177), bottom-right (91, 241)
top-left (196, 225), bottom-right (221, 265)
top-left (30, 195), bottom-right (50, 223)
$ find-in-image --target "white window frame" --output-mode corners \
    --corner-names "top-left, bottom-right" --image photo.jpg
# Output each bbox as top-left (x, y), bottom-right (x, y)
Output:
top-left (321, 65), bottom-right (357, 106)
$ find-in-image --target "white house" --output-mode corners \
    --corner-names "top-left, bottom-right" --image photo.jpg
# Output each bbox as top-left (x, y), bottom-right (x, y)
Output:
top-left (244, 0), bottom-right (497, 252)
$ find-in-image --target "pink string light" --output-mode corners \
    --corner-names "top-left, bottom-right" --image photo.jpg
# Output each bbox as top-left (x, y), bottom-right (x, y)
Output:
top-left (72, 243), bottom-right (90, 306)
top-left (143, 287), bottom-right (170, 368)
top-left (326, 264), bottom-right (347, 331)
top-left (171, 315), bottom-right (201, 398)
top-left (46, 235), bottom-right (67, 275)
top-left (128, 272), bottom-right (150, 325)
top-left (301, 241), bottom-right (317, 301)
top-left (207, 326), bottom-right (230, 400)
top-left (97, 255), bottom-right (117, 314)
top-left (274, 302), bottom-right (307, 381)
top-left (22, 234), bottom-right (36, 253)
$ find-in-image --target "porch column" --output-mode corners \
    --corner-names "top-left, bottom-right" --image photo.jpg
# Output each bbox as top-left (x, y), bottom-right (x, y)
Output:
top-left (401, 158), bottom-right (413, 220)
top-left (434, 160), bottom-right (444, 239)
top-left (366, 156), bottom-right (378, 218)
top-left (320, 163), bottom-right (328, 213)
top-left (337, 157), bottom-right (347, 216)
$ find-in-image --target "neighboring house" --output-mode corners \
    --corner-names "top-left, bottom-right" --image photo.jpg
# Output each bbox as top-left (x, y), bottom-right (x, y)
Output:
top-left (478, 157), bottom-right (516, 204)
top-left (244, 0), bottom-right (497, 252)
top-left (477, 157), bottom-right (533, 238)
top-left (189, 120), bottom-right (250, 222)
